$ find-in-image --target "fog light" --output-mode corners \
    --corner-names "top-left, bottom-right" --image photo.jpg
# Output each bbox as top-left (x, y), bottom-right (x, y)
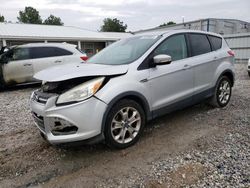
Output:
top-left (50, 118), bottom-right (78, 136)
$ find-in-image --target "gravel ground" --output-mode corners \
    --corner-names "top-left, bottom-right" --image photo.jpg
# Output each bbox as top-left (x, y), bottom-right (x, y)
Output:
top-left (0, 64), bottom-right (249, 188)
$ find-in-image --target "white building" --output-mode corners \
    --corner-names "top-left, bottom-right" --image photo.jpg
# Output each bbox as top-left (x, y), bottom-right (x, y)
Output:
top-left (0, 22), bottom-right (132, 56)
top-left (134, 18), bottom-right (250, 35)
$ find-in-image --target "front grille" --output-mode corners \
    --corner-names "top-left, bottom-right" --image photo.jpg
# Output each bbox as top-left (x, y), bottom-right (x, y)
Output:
top-left (32, 90), bottom-right (56, 104)
top-left (32, 112), bottom-right (45, 132)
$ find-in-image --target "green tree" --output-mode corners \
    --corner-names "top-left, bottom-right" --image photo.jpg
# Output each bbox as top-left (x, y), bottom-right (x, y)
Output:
top-left (43, 14), bottom-right (63, 25)
top-left (159, 21), bottom-right (176, 27)
top-left (0, 14), bottom-right (5, 22)
top-left (100, 18), bottom-right (127, 32)
top-left (17, 7), bottom-right (42, 24)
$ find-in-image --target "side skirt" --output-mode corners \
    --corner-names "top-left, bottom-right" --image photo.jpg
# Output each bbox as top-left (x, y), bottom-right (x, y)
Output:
top-left (152, 87), bottom-right (215, 119)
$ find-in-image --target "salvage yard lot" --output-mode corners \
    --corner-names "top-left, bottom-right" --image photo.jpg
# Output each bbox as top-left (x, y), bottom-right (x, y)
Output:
top-left (0, 64), bottom-right (249, 188)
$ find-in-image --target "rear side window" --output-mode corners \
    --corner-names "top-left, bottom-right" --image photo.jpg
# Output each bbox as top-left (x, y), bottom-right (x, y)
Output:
top-left (30, 47), bottom-right (73, 59)
top-left (154, 34), bottom-right (188, 61)
top-left (208, 35), bottom-right (222, 51)
top-left (188, 34), bottom-right (211, 56)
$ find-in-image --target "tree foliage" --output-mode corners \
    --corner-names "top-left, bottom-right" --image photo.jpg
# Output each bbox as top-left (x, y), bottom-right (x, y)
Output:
top-left (100, 18), bottom-right (127, 32)
top-left (0, 14), bottom-right (5, 22)
top-left (17, 6), bottom-right (42, 24)
top-left (159, 21), bottom-right (176, 27)
top-left (43, 14), bottom-right (63, 25)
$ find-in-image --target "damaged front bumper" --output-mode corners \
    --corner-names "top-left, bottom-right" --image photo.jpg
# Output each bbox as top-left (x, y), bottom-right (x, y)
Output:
top-left (30, 91), bottom-right (107, 145)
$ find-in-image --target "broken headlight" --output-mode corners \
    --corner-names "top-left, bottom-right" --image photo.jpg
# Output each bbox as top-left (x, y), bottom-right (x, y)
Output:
top-left (56, 77), bottom-right (105, 105)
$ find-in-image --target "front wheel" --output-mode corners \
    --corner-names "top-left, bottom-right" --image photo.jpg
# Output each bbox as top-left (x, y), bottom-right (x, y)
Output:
top-left (248, 71), bottom-right (250, 77)
top-left (209, 76), bottom-right (232, 108)
top-left (104, 99), bottom-right (146, 149)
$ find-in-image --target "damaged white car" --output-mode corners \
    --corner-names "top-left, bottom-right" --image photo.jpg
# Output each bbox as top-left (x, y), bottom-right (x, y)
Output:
top-left (0, 43), bottom-right (87, 89)
top-left (30, 30), bottom-right (235, 149)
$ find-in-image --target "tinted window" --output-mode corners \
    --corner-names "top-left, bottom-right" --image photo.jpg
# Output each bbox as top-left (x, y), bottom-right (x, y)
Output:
top-left (30, 47), bottom-right (73, 59)
top-left (188, 34), bottom-right (211, 56)
top-left (12, 48), bottom-right (30, 61)
top-left (208, 35), bottom-right (222, 51)
top-left (154, 34), bottom-right (188, 61)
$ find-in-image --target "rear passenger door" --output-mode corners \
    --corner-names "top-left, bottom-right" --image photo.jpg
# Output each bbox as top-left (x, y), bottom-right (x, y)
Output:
top-left (30, 47), bottom-right (72, 75)
top-left (187, 33), bottom-right (217, 96)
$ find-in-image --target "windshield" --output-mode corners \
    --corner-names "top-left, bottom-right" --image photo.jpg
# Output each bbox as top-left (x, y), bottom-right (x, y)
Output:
top-left (87, 35), bottom-right (161, 65)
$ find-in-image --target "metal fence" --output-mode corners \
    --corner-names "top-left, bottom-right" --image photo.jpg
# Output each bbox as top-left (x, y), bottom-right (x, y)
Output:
top-left (224, 33), bottom-right (250, 63)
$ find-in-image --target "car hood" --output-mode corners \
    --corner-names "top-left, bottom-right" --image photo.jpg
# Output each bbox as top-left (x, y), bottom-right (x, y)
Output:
top-left (34, 62), bottom-right (129, 82)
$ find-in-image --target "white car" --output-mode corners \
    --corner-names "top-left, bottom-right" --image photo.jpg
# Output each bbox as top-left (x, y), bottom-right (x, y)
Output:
top-left (0, 43), bottom-right (88, 88)
top-left (248, 59), bottom-right (250, 77)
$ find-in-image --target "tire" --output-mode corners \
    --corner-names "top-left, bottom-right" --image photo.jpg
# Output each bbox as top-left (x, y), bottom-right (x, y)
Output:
top-left (0, 65), bottom-right (5, 91)
top-left (248, 72), bottom-right (250, 77)
top-left (104, 99), bottom-right (146, 149)
top-left (209, 76), bottom-right (232, 108)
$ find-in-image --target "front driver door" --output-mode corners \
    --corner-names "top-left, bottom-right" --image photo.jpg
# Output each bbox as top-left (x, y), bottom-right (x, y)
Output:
top-left (2, 47), bottom-right (34, 84)
top-left (148, 34), bottom-right (194, 116)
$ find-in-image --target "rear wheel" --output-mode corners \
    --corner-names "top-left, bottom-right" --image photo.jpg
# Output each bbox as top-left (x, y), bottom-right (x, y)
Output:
top-left (248, 72), bottom-right (250, 77)
top-left (104, 99), bottom-right (145, 149)
top-left (209, 76), bottom-right (232, 108)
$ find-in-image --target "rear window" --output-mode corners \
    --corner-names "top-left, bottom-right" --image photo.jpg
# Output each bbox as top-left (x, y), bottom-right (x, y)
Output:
top-left (188, 34), bottom-right (211, 56)
top-left (208, 35), bottom-right (222, 51)
top-left (30, 47), bottom-right (73, 59)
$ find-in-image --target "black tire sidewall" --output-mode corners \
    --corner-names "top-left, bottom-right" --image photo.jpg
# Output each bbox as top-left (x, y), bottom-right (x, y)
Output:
top-left (104, 99), bottom-right (146, 149)
top-left (216, 76), bottom-right (232, 107)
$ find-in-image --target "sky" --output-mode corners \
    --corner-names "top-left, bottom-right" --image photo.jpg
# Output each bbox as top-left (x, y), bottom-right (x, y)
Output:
top-left (0, 0), bottom-right (250, 32)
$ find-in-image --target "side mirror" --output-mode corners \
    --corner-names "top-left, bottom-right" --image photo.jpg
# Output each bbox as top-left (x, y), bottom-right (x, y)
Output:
top-left (153, 54), bottom-right (172, 65)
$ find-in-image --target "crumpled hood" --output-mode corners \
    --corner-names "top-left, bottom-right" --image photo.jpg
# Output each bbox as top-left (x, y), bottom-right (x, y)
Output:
top-left (34, 62), bottom-right (129, 82)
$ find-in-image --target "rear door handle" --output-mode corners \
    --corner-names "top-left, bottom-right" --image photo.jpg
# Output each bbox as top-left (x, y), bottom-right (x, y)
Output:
top-left (54, 60), bottom-right (62, 63)
top-left (23, 63), bottom-right (32, 66)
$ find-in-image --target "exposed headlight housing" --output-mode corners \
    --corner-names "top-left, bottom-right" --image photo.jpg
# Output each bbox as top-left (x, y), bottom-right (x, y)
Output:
top-left (56, 77), bottom-right (105, 105)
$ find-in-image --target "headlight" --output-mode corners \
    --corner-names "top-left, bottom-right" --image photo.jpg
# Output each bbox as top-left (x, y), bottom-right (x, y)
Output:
top-left (56, 77), bottom-right (105, 105)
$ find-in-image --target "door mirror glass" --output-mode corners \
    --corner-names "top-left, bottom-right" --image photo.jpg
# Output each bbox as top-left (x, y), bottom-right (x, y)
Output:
top-left (153, 54), bottom-right (172, 65)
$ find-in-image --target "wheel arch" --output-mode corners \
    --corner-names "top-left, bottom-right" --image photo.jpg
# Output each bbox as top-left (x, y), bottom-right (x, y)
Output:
top-left (101, 91), bottom-right (152, 133)
top-left (218, 69), bottom-right (235, 87)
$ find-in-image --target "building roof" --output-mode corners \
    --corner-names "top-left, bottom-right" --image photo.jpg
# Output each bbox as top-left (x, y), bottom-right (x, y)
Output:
top-left (0, 23), bottom-right (132, 41)
top-left (134, 18), bottom-right (250, 34)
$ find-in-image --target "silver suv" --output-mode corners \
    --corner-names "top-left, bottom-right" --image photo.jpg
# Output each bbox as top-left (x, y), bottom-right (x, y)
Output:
top-left (30, 30), bottom-right (235, 149)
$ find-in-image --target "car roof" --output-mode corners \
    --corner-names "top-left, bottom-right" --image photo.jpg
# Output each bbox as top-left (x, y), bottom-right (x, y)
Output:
top-left (17, 42), bottom-right (77, 48)
top-left (135, 29), bottom-right (222, 38)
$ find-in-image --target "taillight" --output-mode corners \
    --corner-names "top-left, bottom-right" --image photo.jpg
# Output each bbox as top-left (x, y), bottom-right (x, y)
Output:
top-left (80, 56), bottom-right (88, 61)
top-left (227, 50), bottom-right (235, 57)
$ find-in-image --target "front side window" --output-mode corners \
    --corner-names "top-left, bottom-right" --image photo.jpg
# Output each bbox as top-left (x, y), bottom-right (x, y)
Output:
top-left (12, 48), bottom-right (30, 61)
top-left (153, 34), bottom-right (188, 61)
top-left (188, 34), bottom-right (211, 56)
top-left (87, 35), bottom-right (161, 65)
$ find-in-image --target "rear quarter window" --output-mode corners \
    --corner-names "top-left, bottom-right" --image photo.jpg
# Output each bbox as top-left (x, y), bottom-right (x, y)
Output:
top-left (208, 35), bottom-right (222, 51)
top-left (188, 34), bottom-right (211, 56)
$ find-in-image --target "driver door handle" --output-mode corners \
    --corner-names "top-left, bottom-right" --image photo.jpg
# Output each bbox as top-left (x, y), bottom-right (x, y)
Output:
top-left (183, 64), bottom-right (191, 70)
top-left (23, 63), bottom-right (32, 66)
top-left (54, 60), bottom-right (62, 63)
